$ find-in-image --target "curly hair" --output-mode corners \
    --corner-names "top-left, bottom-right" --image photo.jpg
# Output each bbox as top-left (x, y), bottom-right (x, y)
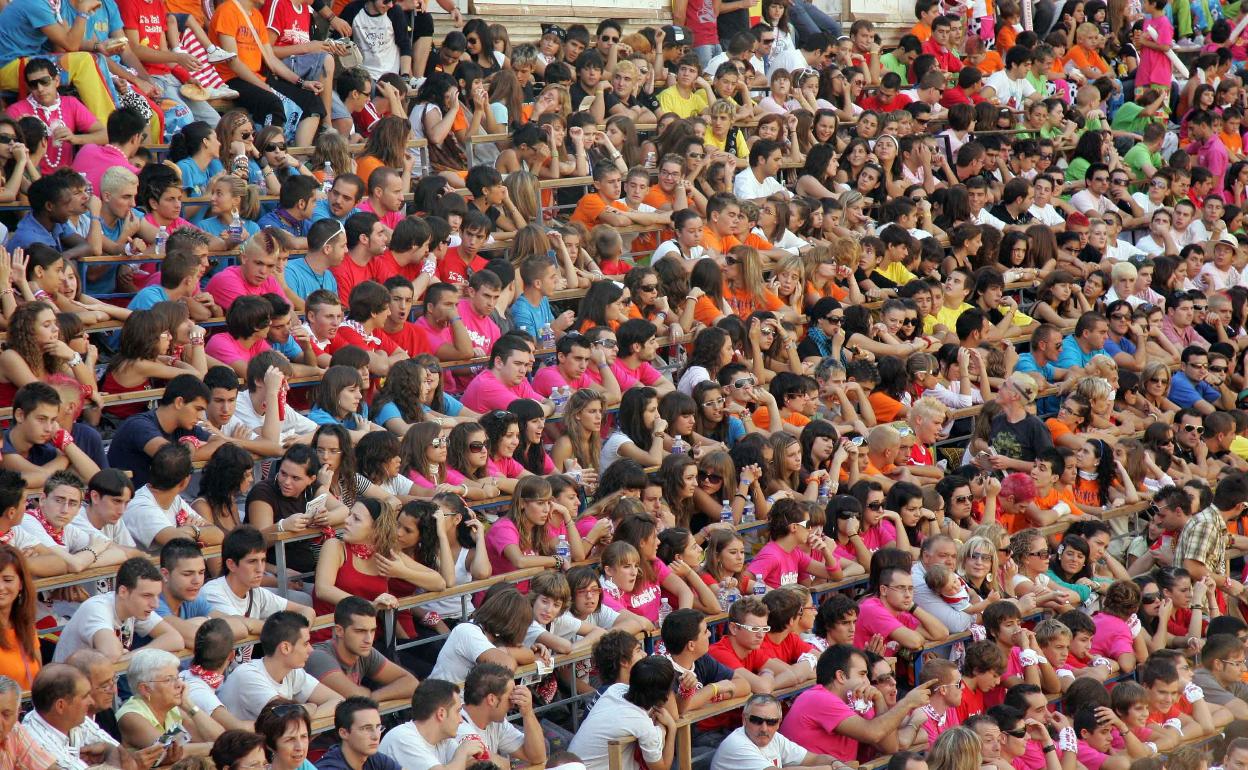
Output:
top-left (371, 359), bottom-right (428, 426)
top-left (480, 408), bottom-right (520, 460)
top-left (355, 431), bottom-right (402, 484)
top-left (313, 424), bottom-right (360, 503)
top-left (399, 499), bottom-right (444, 569)
top-left (197, 443), bottom-right (253, 530)
top-left (5, 301), bottom-right (60, 377)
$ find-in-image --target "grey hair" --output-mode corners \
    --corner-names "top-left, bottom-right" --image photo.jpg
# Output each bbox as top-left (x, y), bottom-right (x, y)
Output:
top-left (743, 693), bottom-right (783, 714)
top-left (511, 43), bottom-right (540, 70)
top-left (0, 676), bottom-right (19, 697)
top-left (128, 648), bottom-right (181, 687)
top-left (814, 356), bottom-right (846, 383)
top-left (65, 648), bottom-right (112, 678)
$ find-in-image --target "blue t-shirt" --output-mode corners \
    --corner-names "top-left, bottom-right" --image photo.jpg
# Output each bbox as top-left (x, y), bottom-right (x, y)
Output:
top-left (155, 592), bottom-right (212, 619)
top-left (310, 198), bottom-right (361, 225)
top-left (0, 0), bottom-right (61, 64)
top-left (1, 430), bottom-right (58, 467)
top-left (273, 335), bottom-right (302, 361)
top-left (129, 284), bottom-right (171, 310)
top-left (7, 213), bottom-right (71, 251)
top-left (726, 415), bottom-right (746, 447)
top-left (286, 257), bottom-right (339, 300)
top-left (64, 0), bottom-right (121, 48)
top-left (510, 294), bottom-right (556, 340)
top-left (198, 215), bottom-right (261, 241)
top-left (1104, 335), bottom-right (1137, 358)
top-left (176, 158), bottom-right (226, 199)
top-left (307, 404), bottom-right (371, 427)
top-left (1169, 370), bottom-right (1220, 409)
top-left (257, 209), bottom-right (312, 238)
top-left (1055, 334), bottom-right (1107, 370)
top-left (374, 394), bottom-right (464, 427)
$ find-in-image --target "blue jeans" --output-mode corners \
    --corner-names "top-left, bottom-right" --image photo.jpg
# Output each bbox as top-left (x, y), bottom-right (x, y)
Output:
top-left (153, 73), bottom-right (221, 128)
top-left (787, 0), bottom-right (843, 40)
top-left (694, 43), bottom-right (723, 68)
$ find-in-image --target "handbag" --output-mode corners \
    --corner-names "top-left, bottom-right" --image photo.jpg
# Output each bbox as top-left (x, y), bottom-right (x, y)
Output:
top-left (421, 103), bottom-right (467, 172)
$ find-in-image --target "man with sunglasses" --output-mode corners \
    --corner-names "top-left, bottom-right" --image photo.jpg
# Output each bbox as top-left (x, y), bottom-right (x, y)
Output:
top-left (712, 694), bottom-right (845, 770)
top-left (1169, 345), bottom-right (1219, 415)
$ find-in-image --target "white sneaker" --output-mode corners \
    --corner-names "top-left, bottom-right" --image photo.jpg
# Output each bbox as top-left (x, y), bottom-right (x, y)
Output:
top-left (206, 86), bottom-right (240, 100)
top-left (206, 47), bottom-right (236, 63)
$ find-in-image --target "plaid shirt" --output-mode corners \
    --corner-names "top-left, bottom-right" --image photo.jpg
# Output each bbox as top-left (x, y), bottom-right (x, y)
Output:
top-left (1174, 504), bottom-right (1228, 578)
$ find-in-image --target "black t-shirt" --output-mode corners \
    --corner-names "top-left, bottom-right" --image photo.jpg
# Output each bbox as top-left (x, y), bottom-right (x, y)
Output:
top-left (989, 412), bottom-right (1054, 462)
top-left (989, 203), bottom-right (1034, 227)
top-left (245, 478), bottom-right (319, 573)
top-left (716, 8), bottom-right (748, 45)
top-left (107, 410), bottom-right (209, 489)
top-left (570, 82), bottom-right (622, 114)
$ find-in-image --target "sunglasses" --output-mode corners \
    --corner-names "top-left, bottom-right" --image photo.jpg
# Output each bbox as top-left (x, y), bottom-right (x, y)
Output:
top-left (826, 315), bottom-right (844, 324)
top-left (1027, 549), bottom-right (1051, 559)
top-left (1003, 729), bottom-right (1028, 739)
top-left (734, 622), bottom-right (770, 633)
top-left (733, 377), bottom-right (757, 389)
top-left (593, 339), bottom-right (618, 349)
top-left (747, 715), bottom-right (781, 726)
top-left (1141, 592), bottom-right (1161, 603)
top-left (1182, 424), bottom-right (1206, 434)
top-left (0, 135), bottom-right (14, 145)
top-left (26, 76), bottom-right (54, 88)
top-left (702, 397), bottom-right (726, 408)
top-left (725, 256), bottom-right (741, 266)
top-left (467, 441), bottom-right (490, 453)
top-left (1211, 366), bottom-right (1229, 373)
top-left (639, 284), bottom-right (659, 292)
top-left (866, 501), bottom-right (883, 510)
top-left (952, 494), bottom-right (972, 504)
top-left (699, 471), bottom-right (724, 484)
top-left (900, 318), bottom-right (917, 326)
top-left (430, 437), bottom-right (447, 448)
top-left (239, 131), bottom-right (254, 140)
top-left (263, 143), bottom-right (287, 152)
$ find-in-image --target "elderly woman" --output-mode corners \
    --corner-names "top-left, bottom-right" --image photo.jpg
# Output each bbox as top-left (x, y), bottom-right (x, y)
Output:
top-left (118, 649), bottom-right (224, 757)
top-left (255, 699), bottom-right (315, 770)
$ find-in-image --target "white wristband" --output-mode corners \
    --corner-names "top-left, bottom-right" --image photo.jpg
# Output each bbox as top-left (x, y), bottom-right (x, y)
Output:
top-left (1185, 682), bottom-right (1205, 703)
top-left (1019, 648), bottom-right (1040, 667)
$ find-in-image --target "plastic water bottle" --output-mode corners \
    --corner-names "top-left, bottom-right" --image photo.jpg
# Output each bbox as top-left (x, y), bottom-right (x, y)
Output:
top-left (817, 479), bottom-right (831, 506)
top-left (672, 342), bottom-right (687, 369)
top-left (644, 150), bottom-right (656, 169)
top-left (556, 535), bottom-right (570, 562)
top-left (717, 582), bottom-right (729, 611)
top-left (721, 578), bottom-right (740, 609)
top-left (155, 226), bottom-right (168, 256)
top-left (539, 324), bottom-right (556, 365)
top-left (227, 209), bottom-right (243, 242)
top-left (742, 499), bottom-right (756, 524)
top-left (321, 162), bottom-right (334, 195)
top-left (752, 573), bottom-right (766, 598)
top-left (552, 385), bottom-right (569, 415)
top-left (671, 435), bottom-right (688, 454)
top-left (720, 499), bottom-right (733, 524)
top-left (658, 597), bottom-right (672, 626)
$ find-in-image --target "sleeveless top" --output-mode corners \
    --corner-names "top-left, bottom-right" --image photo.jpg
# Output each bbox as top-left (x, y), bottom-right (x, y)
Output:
top-left (313, 548), bottom-right (416, 640)
top-left (101, 369), bottom-right (152, 420)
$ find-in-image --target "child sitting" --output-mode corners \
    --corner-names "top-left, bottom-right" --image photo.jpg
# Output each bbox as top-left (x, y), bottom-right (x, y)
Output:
top-left (588, 224), bottom-right (632, 276)
top-left (925, 563), bottom-right (995, 618)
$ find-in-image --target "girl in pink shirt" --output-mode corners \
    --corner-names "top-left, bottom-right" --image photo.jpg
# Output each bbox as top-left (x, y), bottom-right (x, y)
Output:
top-left (481, 410), bottom-right (530, 495)
top-left (1092, 581), bottom-right (1147, 674)
top-left (445, 422), bottom-right (504, 501)
top-left (610, 514), bottom-right (691, 622)
top-left (402, 422), bottom-right (469, 491)
top-left (656, 527), bottom-right (727, 614)
top-left (511, 398), bottom-right (558, 475)
top-left (483, 476), bottom-right (590, 589)
top-left (699, 529), bottom-right (756, 598)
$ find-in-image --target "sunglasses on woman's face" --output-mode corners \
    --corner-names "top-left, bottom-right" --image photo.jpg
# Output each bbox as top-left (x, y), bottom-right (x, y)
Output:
top-left (698, 471), bottom-right (724, 484)
top-left (0, 135), bottom-right (14, 145)
top-left (725, 256), bottom-right (741, 266)
top-left (430, 438), bottom-right (447, 448)
top-left (264, 143), bottom-right (287, 152)
top-left (866, 501), bottom-right (883, 510)
top-left (468, 441), bottom-right (489, 452)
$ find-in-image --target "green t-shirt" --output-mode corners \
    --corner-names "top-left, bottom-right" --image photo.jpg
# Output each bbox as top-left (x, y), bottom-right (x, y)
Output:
top-left (1025, 71), bottom-right (1048, 96)
top-left (1111, 101), bottom-right (1152, 135)
top-left (880, 51), bottom-right (908, 81)
top-left (1123, 142), bottom-right (1160, 179)
top-left (1065, 157), bottom-right (1092, 184)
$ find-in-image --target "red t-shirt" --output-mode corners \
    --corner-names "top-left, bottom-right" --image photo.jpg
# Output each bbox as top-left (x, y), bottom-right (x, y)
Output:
top-left (118, 0), bottom-right (172, 75)
top-left (327, 323), bottom-right (398, 355)
top-left (353, 102), bottom-right (382, 138)
top-left (377, 322), bottom-right (432, 358)
top-left (263, 0), bottom-right (311, 46)
top-left (370, 250), bottom-right (424, 284)
top-left (438, 247), bottom-right (471, 286)
top-left (955, 682), bottom-right (986, 722)
top-left (332, 257), bottom-right (374, 305)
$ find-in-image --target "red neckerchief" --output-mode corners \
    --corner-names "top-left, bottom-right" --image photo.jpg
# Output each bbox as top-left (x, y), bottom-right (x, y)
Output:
top-left (188, 664), bottom-right (224, 690)
top-left (345, 542), bottom-right (374, 560)
top-left (29, 508), bottom-right (64, 546)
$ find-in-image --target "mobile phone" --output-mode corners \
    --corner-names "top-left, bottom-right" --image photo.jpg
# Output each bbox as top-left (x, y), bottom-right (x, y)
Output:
top-left (577, 95), bottom-right (596, 112)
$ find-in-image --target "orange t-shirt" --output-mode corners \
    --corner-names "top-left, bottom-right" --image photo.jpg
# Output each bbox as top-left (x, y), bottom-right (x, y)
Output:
top-left (693, 295), bottom-right (724, 327)
top-left (744, 232), bottom-right (773, 251)
top-left (1223, 131), bottom-right (1244, 156)
top-left (806, 279), bottom-right (848, 302)
top-left (752, 408), bottom-right (811, 431)
top-left (1045, 417), bottom-right (1074, 445)
top-left (355, 156), bottom-right (386, 190)
top-left (168, 0), bottom-right (208, 24)
top-left (571, 193), bottom-right (627, 227)
top-left (702, 228), bottom-right (740, 254)
top-left (641, 185), bottom-right (676, 249)
top-left (722, 282), bottom-right (784, 319)
top-left (868, 392), bottom-right (904, 423)
top-left (996, 26), bottom-right (1017, 53)
top-left (911, 21), bottom-right (932, 41)
top-left (1066, 45), bottom-right (1109, 77)
top-left (975, 50), bottom-right (1004, 74)
top-left (211, 1), bottom-right (268, 82)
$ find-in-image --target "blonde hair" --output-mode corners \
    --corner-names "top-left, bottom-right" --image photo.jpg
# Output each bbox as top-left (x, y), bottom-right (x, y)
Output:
top-left (504, 171), bottom-right (540, 223)
top-left (910, 395), bottom-right (948, 425)
top-left (1075, 374), bottom-right (1114, 401)
top-left (210, 173), bottom-right (260, 221)
top-left (726, 244), bottom-right (768, 300)
top-left (709, 98), bottom-right (737, 117)
top-left (310, 130), bottom-right (354, 177)
top-left (929, 727), bottom-right (983, 770)
top-left (101, 166), bottom-right (138, 196)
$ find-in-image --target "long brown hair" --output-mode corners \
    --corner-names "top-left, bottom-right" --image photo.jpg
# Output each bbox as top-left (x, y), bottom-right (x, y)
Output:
top-left (562, 388), bottom-right (604, 469)
top-left (0, 545), bottom-right (38, 665)
top-left (363, 116), bottom-right (410, 170)
top-left (6, 301), bottom-right (59, 378)
top-left (508, 476), bottom-right (555, 556)
top-left (400, 421), bottom-right (446, 484)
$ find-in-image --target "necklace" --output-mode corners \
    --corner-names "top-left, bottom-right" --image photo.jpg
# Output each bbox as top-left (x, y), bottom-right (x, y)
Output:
top-left (27, 95), bottom-right (67, 169)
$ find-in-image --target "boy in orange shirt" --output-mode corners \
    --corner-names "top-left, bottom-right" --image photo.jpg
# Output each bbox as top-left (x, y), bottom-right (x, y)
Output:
top-left (752, 371), bottom-right (813, 433)
top-left (911, 0), bottom-right (940, 42)
top-left (1027, 449), bottom-right (1081, 530)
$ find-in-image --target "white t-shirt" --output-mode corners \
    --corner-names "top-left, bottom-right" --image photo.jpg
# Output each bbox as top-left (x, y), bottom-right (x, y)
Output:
top-left (1136, 235), bottom-right (1167, 256)
top-left (378, 474), bottom-right (415, 496)
top-left (1070, 190), bottom-right (1118, 216)
top-left (983, 70), bottom-right (1036, 110)
top-left (568, 683), bottom-right (666, 770)
top-left (653, 240), bottom-right (707, 262)
top-left (1132, 192), bottom-right (1164, 216)
top-left (710, 726), bottom-right (808, 770)
top-left (419, 547), bottom-right (476, 619)
top-left (379, 721), bottom-right (453, 769)
top-left (217, 659), bottom-right (320, 720)
top-left (201, 577), bottom-right (289, 619)
top-left (677, 365), bottom-right (711, 396)
top-left (768, 48), bottom-right (808, 74)
top-left (70, 508), bottom-right (137, 548)
top-left (179, 670), bottom-right (225, 717)
top-left (429, 622), bottom-right (495, 684)
top-left (122, 485), bottom-right (205, 551)
top-left (52, 592), bottom-right (162, 662)
top-left (19, 513), bottom-right (93, 553)
top-left (454, 708), bottom-right (525, 761)
top-left (733, 168), bottom-right (791, 201)
top-left (582, 605), bottom-right (621, 633)
top-left (1177, 220), bottom-right (1210, 248)
top-left (351, 8), bottom-right (400, 81)
top-left (225, 391), bottom-right (318, 447)
top-left (1028, 203), bottom-right (1065, 227)
top-left (974, 207), bottom-right (1008, 231)
top-left (523, 613), bottom-right (584, 646)
top-left (704, 52), bottom-right (765, 76)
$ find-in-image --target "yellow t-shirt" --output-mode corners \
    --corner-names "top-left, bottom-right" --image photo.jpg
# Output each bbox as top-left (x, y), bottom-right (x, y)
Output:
top-left (929, 303), bottom-right (973, 335)
top-left (704, 127), bottom-right (748, 158)
top-left (658, 87), bottom-right (709, 119)
top-left (877, 261), bottom-right (917, 286)
top-left (1231, 435), bottom-right (1248, 461)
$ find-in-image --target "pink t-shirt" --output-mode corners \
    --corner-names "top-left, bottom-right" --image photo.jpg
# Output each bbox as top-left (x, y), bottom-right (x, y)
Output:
top-left (853, 596), bottom-right (919, 656)
top-left (482, 515), bottom-right (568, 592)
top-left (72, 144), bottom-right (138, 194)
top-left (486, 456), bottom-right (525, 479)
top-left (749, 541), bottom-right (813, 588)
top-left (1077, 742), bottom-right (1109, 770)
top-left (921, 706), bottom-right (961, 746)
top-left (779, 686), bottom-right (861, 762)
top-left (861, 519), bottom-right (898, 551)
top-left (600, 559), bottom-right (671, 622)
top-left (532, 365), bottom-right (599, 397)
top-left (206, 265), bottom-right (285, 311)
top-left (1092, 613), bottom-right (1135, 659)
top-left (610, 358), bottom-right (663, 391)
top-left (7, 96), bottom-right (97, 173)
top-left (204, 334), bottom-right (272, 366)
top-left (1110, 726), bottom-right (1152, 752)
top-left (406, 467), bottom-right (468, 490)
top-left (985, 646), bottom-right (1027, 709)
top-left (1138, 16), bottom-right (1173, 88)
top-left (450, 299), bottom-right (500, 391)
top-left (358, 199), bottom-right (403, 231)
top-left (461, 369), bottom-right (544, 413)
